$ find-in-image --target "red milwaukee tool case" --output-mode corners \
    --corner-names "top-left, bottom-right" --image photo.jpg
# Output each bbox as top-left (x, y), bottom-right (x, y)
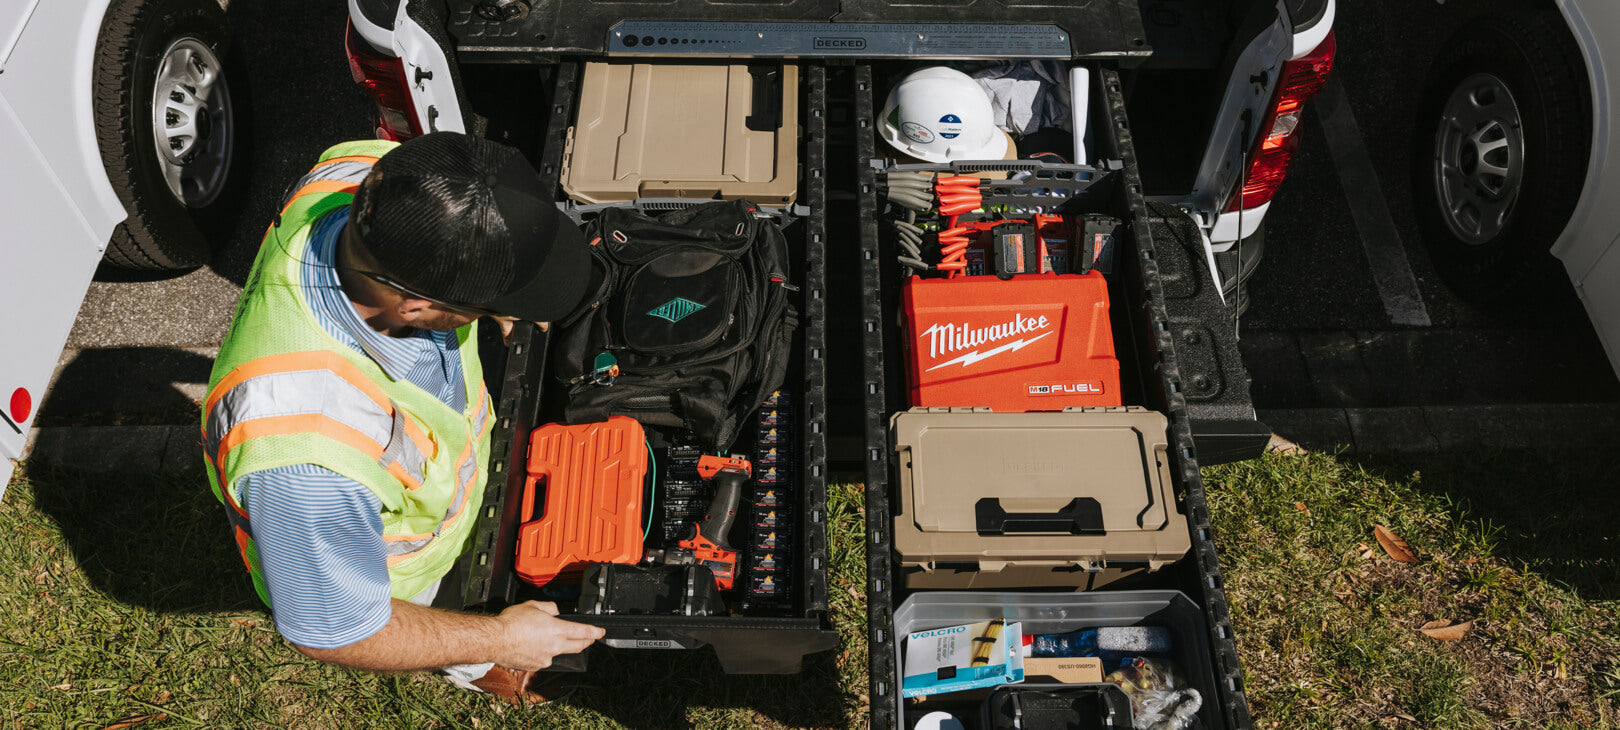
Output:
top-left (902, 272), bottom-right (1122, 411)
top-left (515, 417), bottom-right (648, 587)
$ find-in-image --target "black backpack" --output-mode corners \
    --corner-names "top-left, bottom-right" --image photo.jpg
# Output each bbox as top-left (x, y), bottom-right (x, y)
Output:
top-left (550, 200), bottom-right (798, 450)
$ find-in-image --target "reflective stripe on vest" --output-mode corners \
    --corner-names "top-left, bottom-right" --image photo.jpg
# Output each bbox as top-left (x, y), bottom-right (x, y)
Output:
top-left (472, 383), bottom-right (491, 436)
top-left (381, 386), bottom-right (487, 563)
top-left (204, 351), bottom-right (434, 493)
top-left (279, 158), bottom-right (377, 212)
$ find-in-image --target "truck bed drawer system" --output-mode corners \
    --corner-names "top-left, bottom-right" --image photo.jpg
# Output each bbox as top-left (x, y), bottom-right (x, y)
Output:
top-left (435, 6), bottom-right (1260, 726)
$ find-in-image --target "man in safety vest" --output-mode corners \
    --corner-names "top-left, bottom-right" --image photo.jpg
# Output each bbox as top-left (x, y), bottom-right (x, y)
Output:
top-left (202, 132), bottom-right (604, 704)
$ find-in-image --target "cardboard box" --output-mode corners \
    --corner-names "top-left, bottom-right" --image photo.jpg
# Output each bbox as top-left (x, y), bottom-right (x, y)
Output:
top-left (1022, 657), bottom-right (1104, 685)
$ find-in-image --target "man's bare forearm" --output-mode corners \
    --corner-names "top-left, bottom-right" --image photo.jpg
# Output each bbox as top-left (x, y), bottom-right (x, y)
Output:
top-left (293, 599), bottom-right (603, 673)
top-left (295, 599), bottom-right (503, 671)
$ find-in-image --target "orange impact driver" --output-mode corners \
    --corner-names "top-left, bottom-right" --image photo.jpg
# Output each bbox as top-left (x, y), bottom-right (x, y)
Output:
top-left (646, 455), bottom-right (751, 590)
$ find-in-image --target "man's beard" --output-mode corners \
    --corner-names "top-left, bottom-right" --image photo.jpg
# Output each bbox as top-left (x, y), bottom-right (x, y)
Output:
top-left (410, 309), bottom-right (480, 332)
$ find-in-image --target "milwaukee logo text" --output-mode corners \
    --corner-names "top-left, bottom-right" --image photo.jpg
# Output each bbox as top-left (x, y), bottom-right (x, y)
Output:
top-left (920, 313), bottom-right (1052, 371)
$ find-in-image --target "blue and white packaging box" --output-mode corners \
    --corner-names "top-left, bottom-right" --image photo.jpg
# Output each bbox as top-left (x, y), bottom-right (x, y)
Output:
top-left (901, 620), bottom-right (1025, 697)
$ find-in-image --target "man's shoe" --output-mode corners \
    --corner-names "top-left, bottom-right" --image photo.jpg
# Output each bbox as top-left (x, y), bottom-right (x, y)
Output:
top-left (469, 666), bottom-right (576, 707)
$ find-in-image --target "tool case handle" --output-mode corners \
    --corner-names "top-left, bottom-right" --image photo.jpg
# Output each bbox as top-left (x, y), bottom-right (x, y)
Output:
top-left (746, 64), bottom-right (784, 132)
top-left (975, 498), bottom-right (1105, 536)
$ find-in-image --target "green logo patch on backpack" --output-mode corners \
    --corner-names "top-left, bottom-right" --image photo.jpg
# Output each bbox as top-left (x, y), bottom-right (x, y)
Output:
top-left (647, 297), bottom-right (706, 323)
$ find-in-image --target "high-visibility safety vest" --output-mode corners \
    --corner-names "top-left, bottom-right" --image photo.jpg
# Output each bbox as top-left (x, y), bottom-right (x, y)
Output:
top-left (202, 140), bottom-right (493, 607)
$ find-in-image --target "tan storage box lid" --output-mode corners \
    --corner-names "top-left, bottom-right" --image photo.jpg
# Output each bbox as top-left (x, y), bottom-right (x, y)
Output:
top-left (561, 62), bottom-right (799, 205)
top-left (892, 407), bottom-right (1190, 588)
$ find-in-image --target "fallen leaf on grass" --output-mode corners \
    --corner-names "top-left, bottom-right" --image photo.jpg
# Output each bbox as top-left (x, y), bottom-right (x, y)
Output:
top-left (1356, 543), bottom-right (1374, 560)
top-left (230, 617), bottom-right (262, 628)
top-left (154, 691), bottom-right (171, 703)
top-left (1293, 502), bottom-right (1310, 515)
top-left (100, 714), bottom-right (165, 730)
top-left (1268, 435), bottom-right (1306, 455)
top-left (1419, 620), bottom-right (1473, 641)
top-left (1373, 525), bottom-right (1417, 563)
top-left (50, 683), bottom-right (70, 690)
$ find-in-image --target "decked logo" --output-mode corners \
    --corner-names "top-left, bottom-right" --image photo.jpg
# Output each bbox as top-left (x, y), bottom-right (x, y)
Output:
top-left (920, 312), bottom-right (1054, 371)
top-left (813, 37), bottom-right (865, 50)
top-left (647, 297), bottom-right (706, 323)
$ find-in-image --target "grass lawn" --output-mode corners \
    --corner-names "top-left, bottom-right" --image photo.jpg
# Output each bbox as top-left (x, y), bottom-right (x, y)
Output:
top-left (1206, 449), bottom-right (1620, 729)
top-left (2, 447), bottom-right (1615, 728)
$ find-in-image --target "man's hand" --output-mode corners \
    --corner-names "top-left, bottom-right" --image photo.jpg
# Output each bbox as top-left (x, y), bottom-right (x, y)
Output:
top-left (491, 317), bottom-right (548, 344)
top-left (494, 601), bottom-right (605, 671)
top-left (294, 599), bottom-right (603, 672)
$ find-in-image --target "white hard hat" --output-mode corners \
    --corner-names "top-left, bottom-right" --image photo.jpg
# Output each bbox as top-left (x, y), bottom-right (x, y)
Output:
top-left (880, 67), bottom-right (1008, 163)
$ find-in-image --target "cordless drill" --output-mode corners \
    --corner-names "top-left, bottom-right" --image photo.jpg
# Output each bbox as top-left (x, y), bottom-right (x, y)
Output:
top-left (646, 454), bottom-right (751, 590)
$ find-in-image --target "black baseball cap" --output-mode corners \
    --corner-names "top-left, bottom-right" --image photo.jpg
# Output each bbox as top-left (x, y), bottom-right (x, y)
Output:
top-left (348, 132), bottom-right (592, 322)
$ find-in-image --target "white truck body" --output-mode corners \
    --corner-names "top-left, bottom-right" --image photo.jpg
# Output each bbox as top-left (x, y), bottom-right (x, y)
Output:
top-left (1554, 0), bottom-right (1620, 377)
top-left (0, 0), bottom-right (123, 489)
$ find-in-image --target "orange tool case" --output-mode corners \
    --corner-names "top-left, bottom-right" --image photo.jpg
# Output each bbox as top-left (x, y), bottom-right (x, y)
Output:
top-left (901, 271), bottom-right (1122, 411)
top-left (515, 416), bottom-right (648, 587)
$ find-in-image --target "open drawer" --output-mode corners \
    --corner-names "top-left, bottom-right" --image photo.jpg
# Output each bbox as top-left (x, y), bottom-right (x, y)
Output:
top-left (853, 63), bottom-right (1254, 728)
top-left (447, 63), bottom-right (838, 675)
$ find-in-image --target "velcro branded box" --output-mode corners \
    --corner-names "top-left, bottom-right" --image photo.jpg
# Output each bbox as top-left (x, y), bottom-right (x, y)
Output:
top-left (901, 272), bottom-right (1121, 411)
top-left (891, 407), bottom-right (1191, 589)
top-left (902, 620), bottom-right (1025, 697)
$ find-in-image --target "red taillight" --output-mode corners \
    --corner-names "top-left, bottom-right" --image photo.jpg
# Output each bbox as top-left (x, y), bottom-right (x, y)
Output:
top-left (1227, 31), bottom-right (1336, 212)
top-left (344, 20), bottom-right (421, 141)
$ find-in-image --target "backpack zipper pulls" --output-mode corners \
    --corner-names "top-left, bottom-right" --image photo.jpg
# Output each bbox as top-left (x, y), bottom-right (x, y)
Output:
top-left (589, 352), bottom-right (619, 386)
top-left (770, 273), bottom-right (800, 292)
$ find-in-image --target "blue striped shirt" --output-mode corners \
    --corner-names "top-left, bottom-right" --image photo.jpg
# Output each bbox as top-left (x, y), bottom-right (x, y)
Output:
top-left (239, 207), bottom-right (467, 649)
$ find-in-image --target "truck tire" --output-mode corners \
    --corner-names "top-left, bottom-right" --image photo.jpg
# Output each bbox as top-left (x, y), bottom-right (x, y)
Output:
top-left (94, 0), bottom-right (246, 271)
top-left (1411, 12), bottom-right (1590, 309)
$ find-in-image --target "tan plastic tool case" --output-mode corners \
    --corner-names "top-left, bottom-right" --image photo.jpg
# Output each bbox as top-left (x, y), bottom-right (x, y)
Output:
top-left (891, 407), bottom-right (1190, 589)
top-left (561, 62), bottom-right (800, 205)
